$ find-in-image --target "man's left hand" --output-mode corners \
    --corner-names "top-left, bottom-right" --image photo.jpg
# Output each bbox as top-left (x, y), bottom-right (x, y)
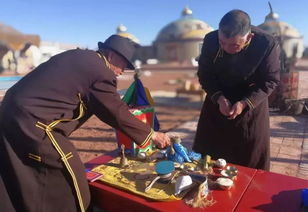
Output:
top-left (228, 100), bottom-right (247, 119)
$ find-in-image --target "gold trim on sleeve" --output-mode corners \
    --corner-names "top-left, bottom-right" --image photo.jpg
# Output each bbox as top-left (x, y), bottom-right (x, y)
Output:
top-left (244, 97), bottom-right (255, 109)
top-left (139, 129), bottom-right (154, 148)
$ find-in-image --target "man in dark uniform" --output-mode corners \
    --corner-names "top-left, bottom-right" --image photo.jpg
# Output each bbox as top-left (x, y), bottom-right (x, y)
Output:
top-left (193, 10), bottom-right (280, 170)
top-left (0, 35), bottom-right (170, 212)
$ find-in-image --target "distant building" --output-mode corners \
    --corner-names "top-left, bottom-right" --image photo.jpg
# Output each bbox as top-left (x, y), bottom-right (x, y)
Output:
top-left (39, 41), bottom-right (80, 64)
top-left (0, 23), bottom-right (41, 74)
top-left (116, 24), bottom-right (140, 44)
top-left (154, 7), bottom-right (213, 63)
top-left (0, 22), bottom-right (81, 74)
top-left (258, 3), bottom-right (304, 60)
top-left (0, 22), bottom-right (40, 51)
top-left (0, 42), bottom-right (15, 72)
top-left (303, 47), bottom-right (308, 58)
top-left (134, 7), bottom-right (213, 65)
top-left (16, 43), bottom-right (41, 74)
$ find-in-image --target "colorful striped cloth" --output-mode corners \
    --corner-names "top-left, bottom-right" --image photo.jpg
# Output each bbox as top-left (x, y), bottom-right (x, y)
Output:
top-left (122, 78), bottom-right (160, 131)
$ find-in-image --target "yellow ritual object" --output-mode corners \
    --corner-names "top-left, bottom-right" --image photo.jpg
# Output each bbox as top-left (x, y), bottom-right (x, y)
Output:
top-left (91, 157), bottom-right (195, 201)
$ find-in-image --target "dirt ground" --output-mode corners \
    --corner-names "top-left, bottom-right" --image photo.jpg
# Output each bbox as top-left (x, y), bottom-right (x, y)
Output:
top-left (71, 104), bottom-right (201, 163)
top-left (70, 70), bottom-right (202, 163)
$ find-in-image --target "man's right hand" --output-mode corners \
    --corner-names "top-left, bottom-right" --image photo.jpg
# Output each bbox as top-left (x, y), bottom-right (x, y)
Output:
top-left (217, 95), bottom-right (232, 116)
top-left (151, 132), bottom-right (171, 149)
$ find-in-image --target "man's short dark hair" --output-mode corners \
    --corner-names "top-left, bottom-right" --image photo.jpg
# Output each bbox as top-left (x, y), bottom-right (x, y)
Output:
top-left (219, 9), bottom-right (251, 38)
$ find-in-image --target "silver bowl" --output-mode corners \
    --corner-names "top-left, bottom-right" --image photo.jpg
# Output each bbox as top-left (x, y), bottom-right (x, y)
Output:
top-left (221, 166), bottom-right (238, 179)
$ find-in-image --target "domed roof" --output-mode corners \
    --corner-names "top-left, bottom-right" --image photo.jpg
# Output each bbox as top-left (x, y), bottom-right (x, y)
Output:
top-left (116, 24), bottom-right (140, 44)
top-left (259, 21), bottom-right (302, 39)
top-left (258, 3), bottom-right (302, 39)
top-left (258, 2), bottom-right (304, 59)
top-left (156, 7), bottom-right (213, 42)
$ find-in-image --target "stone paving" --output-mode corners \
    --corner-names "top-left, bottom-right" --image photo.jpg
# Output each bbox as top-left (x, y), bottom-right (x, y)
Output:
top-left (269, 115), bottom-right (308, 180)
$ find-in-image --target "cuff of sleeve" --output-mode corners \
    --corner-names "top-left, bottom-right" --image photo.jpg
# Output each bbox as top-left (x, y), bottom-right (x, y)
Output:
top-left (139, 128), bottom-right (154, 148)
top-left (244, 97), bottom-right (255, 110)
top-left (211, 91), bottom-right (223, 104)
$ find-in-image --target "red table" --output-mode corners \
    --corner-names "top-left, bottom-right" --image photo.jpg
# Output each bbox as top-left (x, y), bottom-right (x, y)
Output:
top-left (235, 170), bottom-right (308, 212)
top-left (85, 153), bottom-right (257, 212)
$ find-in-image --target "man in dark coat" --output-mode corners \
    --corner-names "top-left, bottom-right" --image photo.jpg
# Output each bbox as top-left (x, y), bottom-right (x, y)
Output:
top-left (193, 10), bottom-right (280, 170)
top-left (0, 35), bottom-right (170, 212)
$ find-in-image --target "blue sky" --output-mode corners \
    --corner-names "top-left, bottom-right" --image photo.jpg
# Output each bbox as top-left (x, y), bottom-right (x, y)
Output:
top-left (1, 0), bottom-right (308, 48)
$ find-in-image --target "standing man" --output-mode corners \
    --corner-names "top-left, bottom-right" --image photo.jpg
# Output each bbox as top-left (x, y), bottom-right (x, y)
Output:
top-left (0, 35), bottom-right (170, 212)
top-left (193, 10), bottom-right (280, 170)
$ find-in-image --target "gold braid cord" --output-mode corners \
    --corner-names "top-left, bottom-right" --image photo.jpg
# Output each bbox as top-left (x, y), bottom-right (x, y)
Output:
top-left (35, 93), bottom-right (86, 212)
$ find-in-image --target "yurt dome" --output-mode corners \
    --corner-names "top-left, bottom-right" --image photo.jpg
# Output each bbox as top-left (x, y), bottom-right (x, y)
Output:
top-left (154, 7), bottom-right (213, 63)
top-left (116, 24), bottom-right (140, 44)
top-left (258, 3), bottom-right (304, 59)
top-left (156, 7), bottom-right (213, 42)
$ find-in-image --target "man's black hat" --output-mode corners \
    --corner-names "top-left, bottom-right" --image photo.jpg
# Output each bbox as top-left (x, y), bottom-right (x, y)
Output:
top-left (98, 34), bottom-right (139, 70)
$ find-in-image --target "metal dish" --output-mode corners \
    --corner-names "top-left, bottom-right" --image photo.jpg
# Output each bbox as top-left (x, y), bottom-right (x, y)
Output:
top-left (221, 166), bottom-right (238, 179)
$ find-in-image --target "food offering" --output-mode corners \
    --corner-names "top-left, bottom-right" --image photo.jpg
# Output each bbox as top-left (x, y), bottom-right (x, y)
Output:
top-left (90, 136), bottom-right (240, 208)
top-left (215, 158), bottom-right (227, 169)
top-left (216, 177), bottom-right (234, 190)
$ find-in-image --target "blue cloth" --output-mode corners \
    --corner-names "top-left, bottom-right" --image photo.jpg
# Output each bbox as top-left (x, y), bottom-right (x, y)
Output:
top-left (168, 153), bottom-right (184, 164)
top-left (173, 143), bottom-right (191, 162)
top-left (188, 151), bottom-right (202, 161)
top-left (166, 143), bottom-right (201, 164)
top-left (135, 79), bottom-right (160, 131)
top-left (135, 79), bottom-right (149, 106)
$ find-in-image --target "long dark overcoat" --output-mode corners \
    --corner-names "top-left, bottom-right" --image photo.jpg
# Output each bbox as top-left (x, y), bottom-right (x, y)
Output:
top-left (0, 49), bottom-right (153, 212)
top-left (193, 27), bottom-right (280, 170)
